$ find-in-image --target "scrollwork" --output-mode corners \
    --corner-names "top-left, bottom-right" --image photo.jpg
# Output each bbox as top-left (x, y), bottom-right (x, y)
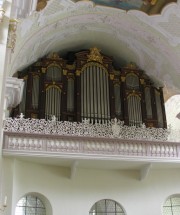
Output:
top-left (3, 117), bottom-right (178, 142)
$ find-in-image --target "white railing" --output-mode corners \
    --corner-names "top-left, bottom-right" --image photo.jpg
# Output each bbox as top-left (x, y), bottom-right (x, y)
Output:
top-left (3, 117), bottom-right (180, 160)
top-left (3, 131), bottom-right (180, 160)
top-left (3, 117), bottom-right (180, 142)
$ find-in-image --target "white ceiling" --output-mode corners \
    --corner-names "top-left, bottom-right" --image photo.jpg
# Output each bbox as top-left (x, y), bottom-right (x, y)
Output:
top-left (9, 0), bottom-right (180, 98)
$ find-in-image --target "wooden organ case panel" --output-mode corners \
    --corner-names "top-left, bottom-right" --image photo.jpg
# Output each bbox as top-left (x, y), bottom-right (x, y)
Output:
top-left (12, 48), bottom-right (167, 128)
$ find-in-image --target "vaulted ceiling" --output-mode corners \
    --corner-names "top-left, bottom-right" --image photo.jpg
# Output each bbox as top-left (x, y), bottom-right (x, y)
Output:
top-left (9, 0), bottom-right (180, 101)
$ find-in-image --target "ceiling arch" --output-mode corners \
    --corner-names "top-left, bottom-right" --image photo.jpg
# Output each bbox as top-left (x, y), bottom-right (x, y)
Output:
top-left (9, 0), bottom-right (180, 97)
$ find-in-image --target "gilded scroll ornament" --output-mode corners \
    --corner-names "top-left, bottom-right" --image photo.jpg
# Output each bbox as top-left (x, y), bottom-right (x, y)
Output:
top-left (110, 74), bottom-right (114, 80)
top-left (66, 64), bottom-right (75, 70)
top-left (42, 68), bottom-right (46, 73)
top-left (76, 70), bottom-right (81, 76)
top-left (140, 79), bottom-right (145, 84)
top-left (47, 52), bottom-right (60, 59)
top-left (87, 47), bottom-right (103, 64)
top-left (7, 19), bottom-right (18, 52)
top-left (63, 70), bottom-right (68, 75)
top-left (121, 77), bottom-right (126, 82)
top-left (126, 62), bottom-right (137, 69)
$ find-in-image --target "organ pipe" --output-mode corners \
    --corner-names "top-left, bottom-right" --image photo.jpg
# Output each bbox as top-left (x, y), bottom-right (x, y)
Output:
top-left (14, 48), bottom-right (166, 128)
top-left (81, 63), bottom-right (110, 123)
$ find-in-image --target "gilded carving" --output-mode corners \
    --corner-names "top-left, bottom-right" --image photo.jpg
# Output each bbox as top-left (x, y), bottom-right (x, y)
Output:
top-left (76, 70), bottom-right (81, 76)
top-left (36, 0), bottom-right (48, 11)
top-left (126, 62), bottom-right (137, 69)
top-left (140, 79), bottom-right (145, 84)
top-left (42, 68), bottom-right (46, 73)
top-left (110, 74), bottom-right (114, 80)
top-left (7, 19), bottom-right (18, 51)
top-left (47, 52), bottom-right (60, 59)
top-left (63, 70), bottom-right (68, 75)
top-left (47, 63), bottom-right (62, 70)
top-left (87, 47), bottom-right (103, 64)
top-left (121, 77), bottom-right (126, 82)
top-left (81, 62), bottom-right (108, 75)
top-left (66, 64), bottom-right (75, 70)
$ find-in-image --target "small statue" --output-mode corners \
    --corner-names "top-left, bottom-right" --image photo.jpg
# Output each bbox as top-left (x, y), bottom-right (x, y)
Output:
top-left (112, 118), bottom-right (121, 138)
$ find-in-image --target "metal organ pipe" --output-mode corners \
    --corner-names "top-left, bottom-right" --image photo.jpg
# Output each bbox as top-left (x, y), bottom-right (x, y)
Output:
top-left (45, 87), bottom-right (61, 120)
top-left (67, 78), bottom-right (74, 112)
top-left (128, 95), bottom-right (142, 126)
top-left (81, 63), bottom-right (110, 123)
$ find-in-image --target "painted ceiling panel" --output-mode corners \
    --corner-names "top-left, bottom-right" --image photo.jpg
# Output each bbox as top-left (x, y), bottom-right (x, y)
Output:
top-left (72, 0), bottom-right (177, 14)
top-left (90, 0), bottom-right (142, 10)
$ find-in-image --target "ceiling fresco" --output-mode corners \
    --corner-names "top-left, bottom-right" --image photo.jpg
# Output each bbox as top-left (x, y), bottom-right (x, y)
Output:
top-left (73, 0), bottom-right (177, 14)
top-left (88, 0), bottom-right (143, 10)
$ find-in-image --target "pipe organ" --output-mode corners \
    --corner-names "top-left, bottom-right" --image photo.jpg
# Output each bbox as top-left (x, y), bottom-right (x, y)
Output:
top-left (12, 48), bottom-right (167, 128)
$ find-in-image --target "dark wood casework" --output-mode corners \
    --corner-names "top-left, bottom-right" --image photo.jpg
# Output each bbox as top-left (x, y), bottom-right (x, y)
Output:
top-left (12, 48), bottom-right (167, 128)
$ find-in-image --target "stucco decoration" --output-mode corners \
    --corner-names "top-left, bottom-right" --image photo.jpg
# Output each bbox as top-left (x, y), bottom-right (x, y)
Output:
top-left (165, 95), bottom-right (180, 130)
top-left (7, 0), bottom-right (180, 95)
top-left (5, 77), bottom-right (24, 109)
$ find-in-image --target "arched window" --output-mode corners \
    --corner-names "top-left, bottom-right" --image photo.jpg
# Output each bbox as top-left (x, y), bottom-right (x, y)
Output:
top-left (89, 199), bottom-right (126, 215)
top-left (163, 195), bottom-right (180, 215)
top-left (15, 194), bottom-right (46, 215)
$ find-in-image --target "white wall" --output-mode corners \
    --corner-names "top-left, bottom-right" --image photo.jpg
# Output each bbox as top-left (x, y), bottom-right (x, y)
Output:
top-left (4, 158), bottom-right (180, 215)
top-left (0, 1), bottom-right (13, 214)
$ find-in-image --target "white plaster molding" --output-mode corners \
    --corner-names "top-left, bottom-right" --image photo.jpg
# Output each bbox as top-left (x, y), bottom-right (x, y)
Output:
top-left (0, 7), bottom-right (5, 23)
top-left (8, 0), bottom-right (180, 93)
top-left (5, 77), bottom-right (24, 109)
top-left (139, 163), bottom-right (152, 181)
top-left (3, 131), bottom-right (180, 163)
top-left (70, 161), bottom-right (78, 179)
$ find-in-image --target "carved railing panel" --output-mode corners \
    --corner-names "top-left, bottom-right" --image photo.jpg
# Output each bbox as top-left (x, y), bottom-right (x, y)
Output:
top-left (3, 117), bottom-right (180, 161)
top-left (3, 117), bottom-right (174, 141)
